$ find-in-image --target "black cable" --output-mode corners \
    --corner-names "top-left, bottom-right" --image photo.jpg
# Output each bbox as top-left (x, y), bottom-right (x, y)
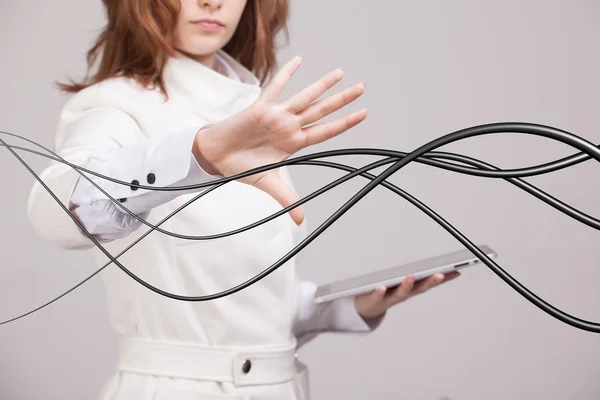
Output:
top-left (3, 129), bottom-right (599, 238)
top-left (0, 122), bottom-right (599, 333)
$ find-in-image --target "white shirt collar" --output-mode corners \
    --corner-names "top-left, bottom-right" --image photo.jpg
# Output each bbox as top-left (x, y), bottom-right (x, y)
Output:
top-left (214, 52), bottom-right (241, 82)
top-left (162, 50), bottom-right (262, 122)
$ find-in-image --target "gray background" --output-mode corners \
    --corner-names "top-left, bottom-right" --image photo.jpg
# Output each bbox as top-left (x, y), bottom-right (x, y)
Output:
top-left (1, 0), bottom-right (599, 399)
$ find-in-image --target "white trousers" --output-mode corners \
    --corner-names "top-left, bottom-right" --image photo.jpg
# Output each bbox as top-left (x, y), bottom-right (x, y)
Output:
top-left (99, 336), bottom-right (310, 400)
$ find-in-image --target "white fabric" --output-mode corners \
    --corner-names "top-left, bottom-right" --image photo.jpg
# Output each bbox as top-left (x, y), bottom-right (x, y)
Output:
top-left (115, 336), bottom-right (298, 385)
top-left (68, 127), bottom-right (214, 239)
top-left (27, 50), bottom-right (384, 400)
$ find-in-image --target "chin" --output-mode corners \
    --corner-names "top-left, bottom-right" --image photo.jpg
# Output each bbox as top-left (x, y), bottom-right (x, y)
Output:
top-left (184, 36), bottom-right (229, 57)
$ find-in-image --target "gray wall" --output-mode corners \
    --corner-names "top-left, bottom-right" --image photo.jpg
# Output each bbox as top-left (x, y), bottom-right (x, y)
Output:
top-left (1, 1), bottom-right (599, 399)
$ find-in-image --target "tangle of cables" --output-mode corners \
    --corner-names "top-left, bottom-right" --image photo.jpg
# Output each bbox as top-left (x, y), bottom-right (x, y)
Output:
top-left (0, 122), bottom-right (598, 333)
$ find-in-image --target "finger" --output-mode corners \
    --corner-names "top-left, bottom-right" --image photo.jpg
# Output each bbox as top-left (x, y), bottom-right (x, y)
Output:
top-left (363, 286), bottom-right (387, 307)
top-left (252, 171), bottom-right (304, 225)
top-left (354, 286), bottom-right (387, 320)
top-left (281, 68), bottom-right (344, 114)
top-left (411, 273), bottom-right (445, 295)
top-left (411, 271), bottom-right (461, 296)
top-left (302, 108), bottom-right (368, 146)
top-left (386, 275), bottom-right (415, 304)
top-left (299, 82), bottom-right (366, 126)
top-left (260, 56), bottom-right (303, 103)
top-left (443, 271), bottom-right (461, 282)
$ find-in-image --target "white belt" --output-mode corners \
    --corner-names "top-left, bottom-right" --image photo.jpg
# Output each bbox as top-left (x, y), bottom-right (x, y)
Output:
top-left (114, 336), bottom-right (301, 387)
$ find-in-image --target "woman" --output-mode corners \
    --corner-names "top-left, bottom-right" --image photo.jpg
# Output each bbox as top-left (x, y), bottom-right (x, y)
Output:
top-left (27, 1), bottom-right (457, 398)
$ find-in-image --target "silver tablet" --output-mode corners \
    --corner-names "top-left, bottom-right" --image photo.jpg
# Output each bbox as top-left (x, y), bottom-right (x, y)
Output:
top-left (314, 245), bottom-right (497, 303)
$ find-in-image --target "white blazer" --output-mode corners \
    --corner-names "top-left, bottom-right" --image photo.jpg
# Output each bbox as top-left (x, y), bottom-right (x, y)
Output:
top-left (27, 51), bottom-right (383, 400)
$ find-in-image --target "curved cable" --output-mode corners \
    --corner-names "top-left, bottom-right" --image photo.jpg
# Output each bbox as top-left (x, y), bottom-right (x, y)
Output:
top-left (3, 129), bottom-right (599, 238)
top-left (0, 122), bottom-right (599, 333)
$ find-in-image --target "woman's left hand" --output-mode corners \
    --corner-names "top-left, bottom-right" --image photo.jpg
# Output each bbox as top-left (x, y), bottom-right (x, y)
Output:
top-left (354, 272), bottom-right (461, 320)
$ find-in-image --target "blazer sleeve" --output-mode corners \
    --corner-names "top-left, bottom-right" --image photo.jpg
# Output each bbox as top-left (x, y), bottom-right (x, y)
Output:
top-left (292, 280), bottom-right (386, 348)
top-left (288, 217), bottom-right (386, 348)
top-left (68, 127), bottom-right (220, 240)
top-left (26, 106), bottom-right (215, 250)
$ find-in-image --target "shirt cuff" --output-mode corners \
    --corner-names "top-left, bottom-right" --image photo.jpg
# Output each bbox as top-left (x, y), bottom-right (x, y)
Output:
top-left (71, 202), bottom-right (151, 240)
top-left (70, 126), bottom-right (222, 216)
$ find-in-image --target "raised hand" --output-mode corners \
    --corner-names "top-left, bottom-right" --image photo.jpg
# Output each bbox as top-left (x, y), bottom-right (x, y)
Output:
top-left (193, 56), bottom-right (368, 225)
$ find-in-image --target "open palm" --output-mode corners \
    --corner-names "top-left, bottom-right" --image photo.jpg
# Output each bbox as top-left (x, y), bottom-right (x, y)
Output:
top-left (194, 56), bottom-right (368, 225)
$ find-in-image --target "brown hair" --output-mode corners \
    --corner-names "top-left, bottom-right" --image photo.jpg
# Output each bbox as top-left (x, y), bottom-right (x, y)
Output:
top-left (58, 0), bottom-right (289, 95)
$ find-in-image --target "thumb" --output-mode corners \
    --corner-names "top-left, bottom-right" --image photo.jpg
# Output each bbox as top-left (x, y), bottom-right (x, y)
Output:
top-left (253, 171), bottom-right (305, 225)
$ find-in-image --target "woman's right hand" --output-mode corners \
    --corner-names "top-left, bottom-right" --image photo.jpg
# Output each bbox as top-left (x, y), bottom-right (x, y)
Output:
top-left (192, 56), bottom-right (368, 225)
